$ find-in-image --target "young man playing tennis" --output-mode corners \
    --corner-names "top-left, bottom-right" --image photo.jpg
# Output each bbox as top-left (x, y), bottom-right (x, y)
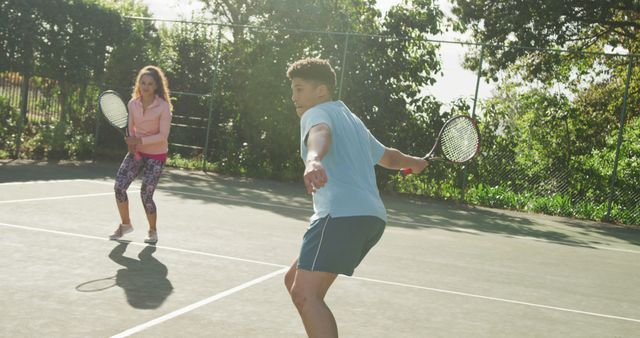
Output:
top-left (285, 58), bottom-right (428, 337)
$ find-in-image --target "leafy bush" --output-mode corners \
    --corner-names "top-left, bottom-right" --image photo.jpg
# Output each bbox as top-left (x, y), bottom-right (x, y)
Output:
top-left (0, 97), bottom-right (19, 157)
top-left (466, 184), bottom-right (530, 210)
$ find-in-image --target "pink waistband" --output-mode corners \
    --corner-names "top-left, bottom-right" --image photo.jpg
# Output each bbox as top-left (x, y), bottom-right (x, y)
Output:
top-left (139, 152), bottom-right (168, 162)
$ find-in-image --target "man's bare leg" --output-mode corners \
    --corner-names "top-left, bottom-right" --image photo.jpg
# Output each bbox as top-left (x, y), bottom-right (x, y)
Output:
top-left (288, 265), bottom-right (338, 338)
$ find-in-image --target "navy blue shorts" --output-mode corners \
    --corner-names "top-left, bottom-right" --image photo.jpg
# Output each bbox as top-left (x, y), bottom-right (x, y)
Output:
top-left (297, 215), bottom-right (386, 276)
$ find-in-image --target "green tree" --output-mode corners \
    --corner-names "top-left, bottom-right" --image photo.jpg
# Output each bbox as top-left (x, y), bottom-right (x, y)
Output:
top-left (185, 0), bottom-right (447, 179)
top-left (450, 0), bottom-right (640, 78)
top-left (102, 0), bottom-right (160, 91)
top-left (0, 0), bottom-right (159, 159)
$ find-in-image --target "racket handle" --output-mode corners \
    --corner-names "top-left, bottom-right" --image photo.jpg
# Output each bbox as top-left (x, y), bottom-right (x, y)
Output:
top-left (124, 130), bottom-right (140, 161)
top-left (400, 168), bottom-right (413, 176)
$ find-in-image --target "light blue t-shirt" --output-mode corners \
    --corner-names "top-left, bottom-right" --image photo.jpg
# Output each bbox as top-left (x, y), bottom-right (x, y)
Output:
top-left (300, 100), bottom-right (387, 222)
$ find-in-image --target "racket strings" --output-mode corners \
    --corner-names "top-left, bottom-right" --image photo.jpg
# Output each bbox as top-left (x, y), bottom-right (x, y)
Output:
top-left (440, 118), bottom-right (479, 162)
top-left (99, 94), bottom-right (129, 129)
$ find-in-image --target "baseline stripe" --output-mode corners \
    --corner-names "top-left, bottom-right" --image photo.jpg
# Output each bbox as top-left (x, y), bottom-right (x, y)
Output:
top-left (0, 179), bottom-right (94, 186)
top-left (1, 221), bottom-right (638, 324)
top-left (0, 191), bottom-right (138, 204)
top-left (351, 276), bottom-right (640, 324)
top-left (0, 222), bottom-right (285, 268)
top-left (3, 177), bottom-right (639, 255)
top-left (110, 267), bottom-right (288, 338)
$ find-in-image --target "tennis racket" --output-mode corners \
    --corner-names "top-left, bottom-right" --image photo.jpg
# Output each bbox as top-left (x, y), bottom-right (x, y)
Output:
top-left (75, 276), bottom-right (117, 292)
top-left (401, 115), bottom-right (480, 176)
top-left (98, 90), bottom-right (141, 161)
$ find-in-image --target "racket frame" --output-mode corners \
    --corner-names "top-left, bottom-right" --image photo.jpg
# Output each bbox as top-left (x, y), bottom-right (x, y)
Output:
top-left (98, 90), bottom-right (141, 160)
top-left (401, 115), bottom-right (481, 176)
top-left (428, 115), bottom-right (481, 164)
top-left (98, 90), bottom-right (130, 137)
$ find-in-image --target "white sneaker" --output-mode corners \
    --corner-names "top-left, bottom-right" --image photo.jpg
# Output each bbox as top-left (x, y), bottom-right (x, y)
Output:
top-left (144, 231), bottom-right (158, 244)
top-left (109, 223), bottom-right (133, 240)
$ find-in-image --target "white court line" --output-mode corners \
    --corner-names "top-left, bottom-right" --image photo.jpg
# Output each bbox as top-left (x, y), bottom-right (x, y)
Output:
top-left (0, 222), bottom-right (285, 268)
top-left (78, 179), bottom-right (305, 211)
top-left (508, 234), bottom-right (640, 254)
top-left (82, 181), bottom-right (305, 211)
top-left (388, 219), bottom-right (640, 255)
top-left (1, 221), bottom-right (639, 325)
top-left (86, 180), bottom-right (640, 256)
top-left (0, 191), bottom-right (136, 204)
top-left (77, 179), bottom-right (127, 187)
top-left (0, 179), bottom-right (95, 186)
top-left (0, 179), bottom-right (138, 189)
top-left (160, 187), bottom-right (307, 212)
top-left (110, 267), bottom-right (288, 338)
top-left (0, 178), bottom-right (138, 204)
top-left (351, 276), bottom-right (640, 324)
top-left (3, 178), bottom-right (640, 255)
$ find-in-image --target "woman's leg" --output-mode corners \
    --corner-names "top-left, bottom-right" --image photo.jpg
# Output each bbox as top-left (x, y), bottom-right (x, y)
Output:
top-left (140, 158), bottom-right (165, 232)
top-left (114, 153), bottom-right (143, 225)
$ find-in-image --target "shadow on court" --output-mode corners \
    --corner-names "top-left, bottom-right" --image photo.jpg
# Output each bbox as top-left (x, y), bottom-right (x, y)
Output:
top-left (108, 241), bottom-right (173, 309)
top-left (0, 159), bottom-right (115, 182)
top-left (385, 197), bottom-right (640, 250)
top-left (557, 218), bottom-right (640, 247)
top-left (2, 160), bottom-right (640, 337)
top-left (2, 159), bottom-right (639, 251)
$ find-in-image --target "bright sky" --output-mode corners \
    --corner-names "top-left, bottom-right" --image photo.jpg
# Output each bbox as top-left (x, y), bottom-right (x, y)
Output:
top-left (140, 0), bottom-right (493, 105)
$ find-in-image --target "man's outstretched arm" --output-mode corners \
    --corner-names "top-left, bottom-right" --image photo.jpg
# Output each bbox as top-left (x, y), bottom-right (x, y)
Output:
top-left (304, 123), bottom-right (332, 194)
top-left (378, 147), bottom-right (428, 173)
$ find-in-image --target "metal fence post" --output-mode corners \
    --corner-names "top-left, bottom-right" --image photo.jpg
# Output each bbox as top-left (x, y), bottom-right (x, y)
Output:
top-left (13, 73), bottom-right (29, 159)
top-left (93, 102), bottom-right (101, 163)
top-left (604, 60), bottom-right (634, 221)
top-left (203, 28), bottom-right (223, 171)
top-left (337, 33), bottom-right (349, 100)
top-left (460, 46), bottom-right (484, 203)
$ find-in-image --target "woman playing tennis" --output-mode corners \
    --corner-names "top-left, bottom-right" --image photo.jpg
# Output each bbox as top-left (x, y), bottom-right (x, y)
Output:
top-left (109, 65), bottom-right (172, 244)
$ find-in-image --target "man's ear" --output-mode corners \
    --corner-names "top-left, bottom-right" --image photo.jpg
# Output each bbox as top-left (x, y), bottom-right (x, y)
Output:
top-left (316, 83), bottom-right (329, 98)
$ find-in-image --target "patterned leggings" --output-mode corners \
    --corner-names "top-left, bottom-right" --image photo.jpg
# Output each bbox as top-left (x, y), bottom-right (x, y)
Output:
top-left (114, 153), bottom-right (165, 214)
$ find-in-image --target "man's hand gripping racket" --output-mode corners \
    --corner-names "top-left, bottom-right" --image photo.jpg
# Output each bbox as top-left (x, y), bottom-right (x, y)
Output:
top-left (401, 115), bottom-right (480, 176)
top-left (98, 90), bottom-right (141, 161)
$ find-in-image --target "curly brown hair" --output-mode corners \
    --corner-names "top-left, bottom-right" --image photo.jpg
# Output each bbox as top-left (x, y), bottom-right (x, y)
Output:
top-left (286, 58), bottom-right (336, 93)
top-left (131, 65), bottom-right (173, 111)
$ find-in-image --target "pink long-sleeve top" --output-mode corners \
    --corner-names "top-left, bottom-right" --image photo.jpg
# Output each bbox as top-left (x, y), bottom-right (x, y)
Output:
top-left (127, 95), bottom-right (172, 156)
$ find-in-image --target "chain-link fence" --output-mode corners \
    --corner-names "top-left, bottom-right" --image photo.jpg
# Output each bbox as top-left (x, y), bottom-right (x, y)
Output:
top-left (1, 16), bottom-right (638, 225)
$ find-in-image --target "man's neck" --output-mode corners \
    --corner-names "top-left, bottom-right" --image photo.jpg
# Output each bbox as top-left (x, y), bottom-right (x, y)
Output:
top-left (299, 98), bottom-right (334, 118)
top-left (315, 97), bottom-right (332, 105)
